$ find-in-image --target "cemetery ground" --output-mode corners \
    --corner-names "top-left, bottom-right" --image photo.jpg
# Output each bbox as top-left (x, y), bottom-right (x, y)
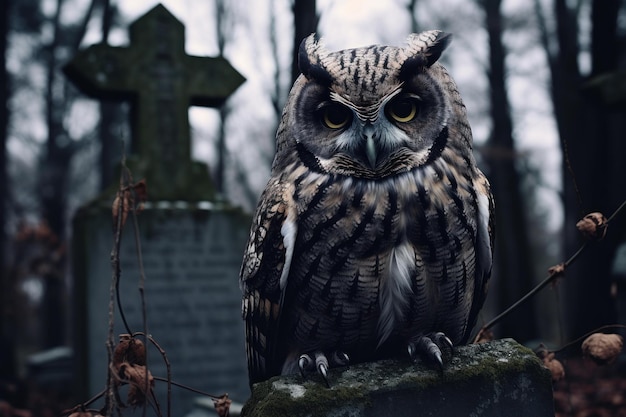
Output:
top-left (553, 357), bottom-right (626, 416)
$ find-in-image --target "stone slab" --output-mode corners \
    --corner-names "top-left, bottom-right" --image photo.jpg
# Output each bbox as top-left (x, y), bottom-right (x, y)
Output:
top-left (241, 339), bottom-right (554, 417)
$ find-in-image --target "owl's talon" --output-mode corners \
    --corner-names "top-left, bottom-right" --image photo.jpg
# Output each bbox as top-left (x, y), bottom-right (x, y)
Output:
top-left (298, 354), bottom-right (313, 377)
top-left (435, 332), bottom-right (454, 350)
top-left (330, 351), bottom-right (350, 367)
top-left (314, 352), bottom-right (330, 386)
top-left (407, 343), bottom-right (416, 359)
top-left (317, 361), bottom-right (330, 387)
top-left (433, 350), bottom-right (444, 370)
top-left (408, 332), bottom-right (453, 371)
top-left (296, 351), bottom-right (342, 387)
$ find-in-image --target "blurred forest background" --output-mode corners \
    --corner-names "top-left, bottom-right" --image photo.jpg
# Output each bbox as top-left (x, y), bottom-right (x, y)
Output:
top-left (0, 0), bottom-right (626, 414)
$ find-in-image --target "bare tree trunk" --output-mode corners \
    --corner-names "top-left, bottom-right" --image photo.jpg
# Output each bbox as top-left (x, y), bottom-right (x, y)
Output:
top-left (42, 0), bottom-right (66, 239)
top-left (535, 2), bottom-right (583, 343)
top-left (292, 0), bottom-right (317, 84)
top-left (40, 0), bottom-right (97, 348)
top-left (482, 0), bottom-right (538, 342)
top-left (40, 0), bottom-right (68, 349)
top-left (42, 0), bottom-right (97, 231)
top-left (99, 0), bottom-right (118, 190)
top-left (590, 0), bottom-right (619, 75)
top-left (0, 0), bottom-right (14, 379)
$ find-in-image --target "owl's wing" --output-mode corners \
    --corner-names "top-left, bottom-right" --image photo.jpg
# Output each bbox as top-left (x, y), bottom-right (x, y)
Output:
top-left (463, 173), bottom-right (495, 343)
top-left (240, 177), bottom-right (297, 385)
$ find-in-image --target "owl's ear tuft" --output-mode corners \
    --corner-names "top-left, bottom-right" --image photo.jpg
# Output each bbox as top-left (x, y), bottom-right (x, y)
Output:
top-left (405, 31), bottom-right (453, 68)
top-left (298, 34), bottom-right (333, 87)
top-left (399, 56), bottom-right (428, 81)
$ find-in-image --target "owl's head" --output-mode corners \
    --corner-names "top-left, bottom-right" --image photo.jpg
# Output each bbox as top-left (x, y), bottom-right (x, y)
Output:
top-left (275, 30), bottom-right (472, 179)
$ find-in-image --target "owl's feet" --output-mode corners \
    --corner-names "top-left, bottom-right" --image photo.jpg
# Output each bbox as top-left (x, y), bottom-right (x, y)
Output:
top-left (407, 332), bottom-right (453, 371)
top-left (298, 350), bottom-right (350, 387)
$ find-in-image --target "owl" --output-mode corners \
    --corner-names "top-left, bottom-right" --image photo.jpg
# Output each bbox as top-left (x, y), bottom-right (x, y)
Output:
top-left (240, 30), bottom-right (494, 386)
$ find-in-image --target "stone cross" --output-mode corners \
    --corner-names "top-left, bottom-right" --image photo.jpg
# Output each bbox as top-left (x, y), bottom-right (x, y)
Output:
top-left (64, 4), bottom-right (245, 200)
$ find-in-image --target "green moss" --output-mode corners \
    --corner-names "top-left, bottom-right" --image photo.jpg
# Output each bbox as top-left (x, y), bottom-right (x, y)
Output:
top-left (242, 339), bottom-right (552, 417)
top-left (243, 375), bottom-right (371, 417)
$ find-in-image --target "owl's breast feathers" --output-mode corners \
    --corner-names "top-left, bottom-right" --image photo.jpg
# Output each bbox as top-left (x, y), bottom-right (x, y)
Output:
top-left (241, 146), bottom-right (493, 384)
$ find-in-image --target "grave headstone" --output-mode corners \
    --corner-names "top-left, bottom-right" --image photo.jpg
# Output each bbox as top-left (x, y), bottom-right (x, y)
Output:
top-left (67, 4), bottom-right (250, 415)
top-left (64, 3), bottom-right (244, 200)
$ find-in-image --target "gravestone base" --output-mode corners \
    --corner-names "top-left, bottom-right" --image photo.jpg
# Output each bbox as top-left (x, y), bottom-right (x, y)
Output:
top-left (73, 201), bottom-right (251, 416)
top-left (242, 339), bottom-right (554, 417)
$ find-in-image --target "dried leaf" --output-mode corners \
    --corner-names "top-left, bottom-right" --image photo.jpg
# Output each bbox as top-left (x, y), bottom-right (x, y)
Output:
top-left (111, 189), bottom-right (131, 230)
top-left (113, 335), bottom-right (146, 368)
top-left (112, 180), bottom-right (148, 228)
top-left (472, 328), bottom-right (494, 344)
top-left (126, 336), bottom-right (146, 366)
top-left (133, 179), bottom-right (148, 209)
top-left (548, 263), bottom-right (566, 288)
top-left (576, 212), bottom-right (608, 241)
top-left (213, 394), bottom-right (232, 417)
top-left (541, 352), bottom-right (565, 382)
top-left (119, 363), bottom-right (154, 407)
top-left (548, 263), bottom-right (565, 277)
top-left (113, 335), bottom-right (129, 369)
top-left (581, 333), bottom-right (623, 365)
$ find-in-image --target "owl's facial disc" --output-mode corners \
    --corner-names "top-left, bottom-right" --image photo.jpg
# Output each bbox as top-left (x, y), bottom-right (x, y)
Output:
top-left (331, 92), bottom-right (423, 170)
top-left (289, 32), bottom-right (454, 177)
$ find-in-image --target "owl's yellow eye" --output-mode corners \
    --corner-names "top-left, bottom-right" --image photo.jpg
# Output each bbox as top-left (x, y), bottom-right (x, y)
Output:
top-left (387, 97), bottom-right (418, 123)
top-left (321, 104), bottom-right (351, 129)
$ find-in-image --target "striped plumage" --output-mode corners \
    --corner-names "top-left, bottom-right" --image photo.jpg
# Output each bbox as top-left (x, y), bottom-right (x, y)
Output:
top-left (240, 30), bottom-right (494, 385)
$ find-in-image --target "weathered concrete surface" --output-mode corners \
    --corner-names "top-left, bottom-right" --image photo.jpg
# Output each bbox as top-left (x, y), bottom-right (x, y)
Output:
top-left (241, 339), bottom-right (554, 417)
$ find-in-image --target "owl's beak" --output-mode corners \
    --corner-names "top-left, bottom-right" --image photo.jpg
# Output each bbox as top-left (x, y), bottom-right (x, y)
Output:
top-left (363, 126), bottom-right (378, 169)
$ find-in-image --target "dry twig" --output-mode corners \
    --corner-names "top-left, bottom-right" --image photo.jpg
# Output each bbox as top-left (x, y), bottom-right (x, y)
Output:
top-left (474, 197), bottom-right (626, 343)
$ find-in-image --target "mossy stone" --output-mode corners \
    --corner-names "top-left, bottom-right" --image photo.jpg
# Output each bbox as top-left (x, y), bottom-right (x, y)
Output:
top-left (242, 339), bottom-right (554, 417)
